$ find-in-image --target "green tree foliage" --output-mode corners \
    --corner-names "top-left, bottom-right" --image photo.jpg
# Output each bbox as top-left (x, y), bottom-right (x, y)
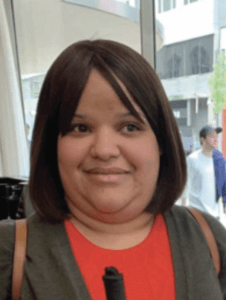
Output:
top-left (208, 52), bottom-right (226, 113)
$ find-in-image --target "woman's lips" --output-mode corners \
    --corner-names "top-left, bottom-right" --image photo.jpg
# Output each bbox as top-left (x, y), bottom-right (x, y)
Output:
top-left (85, 167), bottom-right (129, 174)
top-left (84, 168), bottom-right (129, 183)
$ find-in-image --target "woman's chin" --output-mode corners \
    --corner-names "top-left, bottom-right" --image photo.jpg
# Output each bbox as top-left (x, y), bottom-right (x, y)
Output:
top-left (87, 201), bottom-right (132, 222)
top-left (94, 202), bottom-right (127, 214)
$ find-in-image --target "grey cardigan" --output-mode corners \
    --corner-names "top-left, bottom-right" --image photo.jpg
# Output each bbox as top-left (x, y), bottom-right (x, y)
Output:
top-left (0, 205), bottom-right (226, 300)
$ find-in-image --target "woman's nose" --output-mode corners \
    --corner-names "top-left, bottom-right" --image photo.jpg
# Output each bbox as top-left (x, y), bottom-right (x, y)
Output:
top-left (90, 128), bottom-right (120, 161)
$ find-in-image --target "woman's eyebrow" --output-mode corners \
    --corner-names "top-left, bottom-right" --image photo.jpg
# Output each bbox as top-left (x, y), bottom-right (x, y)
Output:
top-left (73, 113), bottom-right (86, 119)
top-left (118, 112), bottom-right (142, 118)
top-left (118, 112), bottom-right (147, 123)
top-left (73, 112), bottom-right (147, 123)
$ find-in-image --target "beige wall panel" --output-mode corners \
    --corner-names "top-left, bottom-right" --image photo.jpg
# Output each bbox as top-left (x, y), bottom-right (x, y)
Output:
top-left (14, 0), bottom-right (141, 75)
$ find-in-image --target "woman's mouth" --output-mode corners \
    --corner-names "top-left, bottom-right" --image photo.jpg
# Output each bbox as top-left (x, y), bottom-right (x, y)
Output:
top-left (84, 168), bottom-right (129, 183)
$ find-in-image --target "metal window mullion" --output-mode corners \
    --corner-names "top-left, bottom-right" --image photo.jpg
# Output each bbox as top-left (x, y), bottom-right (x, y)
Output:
top-left (173, 0), bottom-right (176, 9)
top-left (198, 39), bottom-right (201, 74)
top-left (158, 0), bottom-right (161, 13)
top-left (8, 0), bottom-right (26, 126)
top-left (140, 0), bottom-right (156, 69)
top-left (187, 99), bottom-right (191, 126)
top-left (172, 47), bottom-right (175, 78)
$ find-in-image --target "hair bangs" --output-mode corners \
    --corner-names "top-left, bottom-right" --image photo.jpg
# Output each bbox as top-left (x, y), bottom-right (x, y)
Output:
top-left (92, 41), bottom-right (161, 141)
top-left (93, 59), bottom-right (144, 123)
top-left (57, 49), bottom-right (95, 136)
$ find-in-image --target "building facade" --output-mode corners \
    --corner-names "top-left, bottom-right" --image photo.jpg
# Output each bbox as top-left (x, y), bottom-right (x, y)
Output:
top-left (155, 0), bottom-right (225, 153)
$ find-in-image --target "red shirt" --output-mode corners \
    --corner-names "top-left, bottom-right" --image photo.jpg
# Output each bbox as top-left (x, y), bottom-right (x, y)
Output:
top-left (65, 214), bottom-right (176, 300)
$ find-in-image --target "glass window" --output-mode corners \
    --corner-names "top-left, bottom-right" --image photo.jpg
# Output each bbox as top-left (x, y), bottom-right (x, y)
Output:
top-left (158, 0), bottom-right (176, 13)
top-left (12, 0), bottom-right (141, 147)
top-left (163, 0), bottom-right (171, 12)
top-left (156, 36), bottom-right (213, 78)
top-left (173, 0), bottom-right (176, 9)
top-left (155, 0), bottom-right (226, 208)
top-left (158, 0), bottom-right (162, 13)
top-left (185, 0), bottom-right (198, 4)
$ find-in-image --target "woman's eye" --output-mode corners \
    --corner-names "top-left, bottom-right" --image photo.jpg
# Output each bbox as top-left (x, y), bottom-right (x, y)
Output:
top-left (72, 124), bottom-right (89, 133)
top-left (122, 124), bottom-right (141, 132)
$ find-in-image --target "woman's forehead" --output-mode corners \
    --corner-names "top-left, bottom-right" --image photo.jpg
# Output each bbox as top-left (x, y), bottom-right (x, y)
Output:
top-left (75, 69), bottom-right (146, 120)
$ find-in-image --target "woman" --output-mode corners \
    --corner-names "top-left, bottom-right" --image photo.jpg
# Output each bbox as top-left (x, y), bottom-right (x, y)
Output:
top-left (1, 40), bottom-right (226, 300)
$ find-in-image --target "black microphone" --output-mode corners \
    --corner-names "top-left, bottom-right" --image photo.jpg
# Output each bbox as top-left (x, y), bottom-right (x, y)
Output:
top-left (102, 266), bottom-right (126, 300)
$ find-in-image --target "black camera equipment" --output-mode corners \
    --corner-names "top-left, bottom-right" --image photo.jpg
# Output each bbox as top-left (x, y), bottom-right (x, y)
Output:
top-left (0, 177), bottom-right (27, 220)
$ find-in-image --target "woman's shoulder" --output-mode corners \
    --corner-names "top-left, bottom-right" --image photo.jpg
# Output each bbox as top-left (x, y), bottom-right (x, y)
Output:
top-left (166, 205), bottom-right (226, 245)
top-left (168, 205), bottom-right (225, 226)
top-left (0, 214), bottom-right (62, 256)
top-left (0, 219), bottom-right (16, 299)
top-left (0, 218), bottom-right (15, 259)
top-left (167, 205), bottom-right (226, 294)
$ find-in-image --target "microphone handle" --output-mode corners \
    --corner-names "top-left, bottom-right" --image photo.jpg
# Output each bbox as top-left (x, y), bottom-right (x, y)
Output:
top-left (102, 267), bottom-right (126, 300)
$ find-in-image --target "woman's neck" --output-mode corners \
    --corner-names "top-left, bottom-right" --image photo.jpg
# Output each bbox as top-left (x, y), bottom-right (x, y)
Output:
top-left (69, 209), bottom-right (155, 250)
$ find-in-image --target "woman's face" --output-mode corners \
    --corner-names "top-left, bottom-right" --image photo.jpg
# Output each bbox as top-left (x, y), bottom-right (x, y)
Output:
top-left (57, 70), bottom-right (161, 223)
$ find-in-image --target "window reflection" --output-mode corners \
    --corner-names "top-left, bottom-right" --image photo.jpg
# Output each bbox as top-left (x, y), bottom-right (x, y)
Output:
top-left (185, 0), bottom-right (198, 4)
top-left (13, 0), bottom-right (141, 146)
top-left (156, 35), bottom-right (213, 79)
top-left (155, 0), bottom-right (226, 207)
top-left (62, 0), bottom-right (140, 21)
top-left (115, 0), bottom-right (136, 7)
top-left (158, 0), bottom-right (176, 13)
top-left (167, 54), bottom-right (181, 78)
top-left (190, 46), bottom-right (210, 75)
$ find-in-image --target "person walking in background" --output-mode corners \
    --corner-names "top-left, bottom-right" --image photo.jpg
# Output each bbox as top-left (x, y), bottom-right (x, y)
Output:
top-left (182, 125), bottom-right (226, 220)
top-left (213, 148), bottom-right (226, 214)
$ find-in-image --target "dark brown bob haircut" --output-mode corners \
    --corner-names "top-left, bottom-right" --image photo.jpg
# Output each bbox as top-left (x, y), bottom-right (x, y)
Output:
top-left (29, 39), bottom-right (187, 223)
